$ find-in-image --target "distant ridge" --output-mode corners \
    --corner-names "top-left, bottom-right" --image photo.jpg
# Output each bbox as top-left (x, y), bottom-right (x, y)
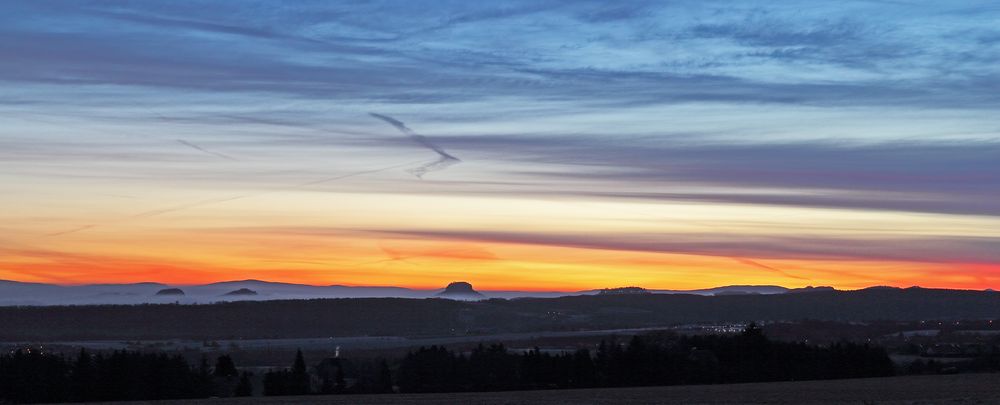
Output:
top-left (788, 286), bottom-right (836, 294)
top-left (1, 278), bottom-right (996, 306)
top-left (83, 282), bottom-right (167, 288)
top-left (7, 287), bottom-right (1000, 341)
top-left (204, 279), bottom-right (303, 288)
top-left (0, 279), bottom-right (58, 287)
top-left (582, 285), bottom-right (795, 296)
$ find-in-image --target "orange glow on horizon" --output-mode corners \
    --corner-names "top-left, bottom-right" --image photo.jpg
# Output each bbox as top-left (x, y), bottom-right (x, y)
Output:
top-left (6, 188), bottom-right (1000, 291)
top-left (4, 233), bottom-right (998, 291)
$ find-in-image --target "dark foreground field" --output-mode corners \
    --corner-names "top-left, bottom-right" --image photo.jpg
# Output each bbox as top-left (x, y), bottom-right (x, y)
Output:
top-left (95, 374), bottom-right (1000, 404)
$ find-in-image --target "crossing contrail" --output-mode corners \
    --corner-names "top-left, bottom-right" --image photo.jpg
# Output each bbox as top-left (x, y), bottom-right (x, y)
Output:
top-left (369, 113), bottom-right (460, 178)
top-left (177, 139), bottom-right (239, 161)
top-left (47, 160), bottom-right (421, 237)
top-left (126, 161), bottom-right (418, 222)
top-left (46, 112), bottom-right (440, 237)
top-left (733, 258), bottom-right (810, 281)
top-left (45, 224), bottom-right (97, 237)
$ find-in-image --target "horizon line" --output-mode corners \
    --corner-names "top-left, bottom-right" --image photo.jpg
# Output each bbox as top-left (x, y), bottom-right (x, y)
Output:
top-left (3, 278), bottom-right (994, 293)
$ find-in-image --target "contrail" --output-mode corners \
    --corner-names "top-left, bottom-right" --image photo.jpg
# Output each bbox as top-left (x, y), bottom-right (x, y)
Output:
top-left (365, 246), bottom-right (421, 266)
top-left (367, 113), bottom-right (458, 159)
top-left (130, 195), bottom-right (252, 219)
top-left (369, 113), bottom-right (460, 178)
top-left (733, 258), bottom-right (810, 281)
top-left (358, 245), bottom-right (498, 266)
top-left (45, 224), bottom-right (97, 237)
top-left (46, 112), bottom-right (437, 237)
top-left (127, 161), bottom-right (418, 220)
top-left (296, 161), bottom-right (416, 187)
top-left (177, 139), bottom-right (239, 161)
top-left (47, 160), bottom-right (421, 237)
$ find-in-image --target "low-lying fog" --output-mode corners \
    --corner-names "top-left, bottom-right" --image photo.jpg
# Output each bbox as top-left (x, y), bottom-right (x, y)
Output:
top-left (0, 280), bottom-right (802, 306)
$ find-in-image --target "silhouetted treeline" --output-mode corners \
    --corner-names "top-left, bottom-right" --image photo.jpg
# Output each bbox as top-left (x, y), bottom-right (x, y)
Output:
top-left (0, 328), bottom-right (906, 402)
top-left (263, 350), bottom-right (310, 396)
top-left (262, 351), bottom-right (393, 396)
top-left (396, 326), bottom-right (894, 393)
top-left (0, 349), bottom-right (212, 403)
top-left (4, 288), bottom-right (1000, 340)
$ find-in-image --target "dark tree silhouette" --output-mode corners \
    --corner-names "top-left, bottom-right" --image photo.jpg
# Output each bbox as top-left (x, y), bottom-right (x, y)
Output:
top-left (234, 372), bottom-right (253, 397)
top-left (393, 327), bottom-right (895, 394)
top-left (334, 365), bottom-right (347, 393)
top-left (69, 348), bottom-right (96, 402)
top-left (213, 355), bottom-right (238, 378)
top-left (291, 349), bottom-right (310, 394)
top-left (375, 359), bottom-right (394, 393)
top-left (0, 349), bottom-right (215, 403)
top-left (263, 349), bottom-right (311, 396)
top-left (0, 328), bottom-right (919, 402)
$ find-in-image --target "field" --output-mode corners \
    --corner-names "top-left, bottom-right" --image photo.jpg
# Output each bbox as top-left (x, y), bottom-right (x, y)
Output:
top-left (95, 374), bottom-right (1000, 404)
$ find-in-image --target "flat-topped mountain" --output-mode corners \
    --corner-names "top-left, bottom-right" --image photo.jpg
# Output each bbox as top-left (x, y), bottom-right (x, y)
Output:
top-left (155, 288), bottom-right (185, 296)
top-left (598, 287), bottom-right (651, 295)
top-left (222, 288), bottom-right (258, 296)
top-left (436, 281), bottom-right (485, 300)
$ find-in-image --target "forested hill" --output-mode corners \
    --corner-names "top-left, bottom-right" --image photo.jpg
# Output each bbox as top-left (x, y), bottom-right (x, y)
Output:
top-left (2, 287), bottom-right (999, 341)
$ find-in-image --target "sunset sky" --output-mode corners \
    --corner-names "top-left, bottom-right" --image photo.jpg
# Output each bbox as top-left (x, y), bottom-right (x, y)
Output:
top-left (2, 1), bottom-right (999, 290)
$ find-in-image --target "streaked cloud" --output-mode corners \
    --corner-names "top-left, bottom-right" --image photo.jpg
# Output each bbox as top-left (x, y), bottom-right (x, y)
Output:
top-left (1, 1), bottom-right (998, 288)
top-left (370, 229), bottom-right (1000, 264)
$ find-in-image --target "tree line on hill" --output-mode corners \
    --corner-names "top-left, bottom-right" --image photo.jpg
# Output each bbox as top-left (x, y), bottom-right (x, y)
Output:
top-left (0, 326), bottom-right (898, 403)
top-left (4, 288), bottom-right (1000, 341)
top-left (0, 349), bottom-right (223, 403)
top-left (395, 324), bottom-right (894, 392)
top-left (261, 351), bottom-right (393, 396)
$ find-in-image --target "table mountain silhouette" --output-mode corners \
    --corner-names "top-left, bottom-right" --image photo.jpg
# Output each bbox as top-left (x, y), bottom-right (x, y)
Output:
top-left (223, 288), bottom-right (258, 296)
top-left (155, 288), bottom-right (185, 296)
top-left (436, 281), bottom-right (485, 300)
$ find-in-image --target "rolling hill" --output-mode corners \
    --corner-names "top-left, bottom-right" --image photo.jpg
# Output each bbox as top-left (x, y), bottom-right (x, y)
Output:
top-left (1, 286), bottom-right (998, 341)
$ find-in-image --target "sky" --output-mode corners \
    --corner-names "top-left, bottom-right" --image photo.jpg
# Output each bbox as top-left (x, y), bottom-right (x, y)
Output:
top-left (2, 0), bottom-right (999, 290)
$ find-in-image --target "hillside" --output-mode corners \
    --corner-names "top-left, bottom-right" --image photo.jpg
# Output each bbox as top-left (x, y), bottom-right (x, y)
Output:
top-left (2, 287), bottom-right (1000, 341)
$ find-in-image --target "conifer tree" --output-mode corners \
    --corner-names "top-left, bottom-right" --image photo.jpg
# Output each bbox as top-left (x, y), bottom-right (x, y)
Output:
top-left (375, 359), bottom-right (393, 393)
top-left (234, 372), bottom-right (253, 397)
top-left (214, 355), bottom-right (238, 378)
